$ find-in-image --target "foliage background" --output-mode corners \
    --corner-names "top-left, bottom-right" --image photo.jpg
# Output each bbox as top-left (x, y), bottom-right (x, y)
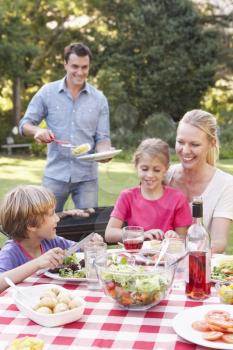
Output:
top-left (0, 0), bottom-right (232, 156)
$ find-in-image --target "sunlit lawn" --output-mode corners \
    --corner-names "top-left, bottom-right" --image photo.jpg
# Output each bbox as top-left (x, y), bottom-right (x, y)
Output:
top-left (0, 155), bottom-right (232, 253)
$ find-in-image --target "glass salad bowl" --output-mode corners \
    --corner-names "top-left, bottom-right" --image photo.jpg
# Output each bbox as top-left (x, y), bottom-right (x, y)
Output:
top-left (95, 250), bottom-right (176, 310)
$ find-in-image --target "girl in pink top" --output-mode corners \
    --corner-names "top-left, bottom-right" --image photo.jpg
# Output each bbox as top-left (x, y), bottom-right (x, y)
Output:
top-left (105, 138), bottom-right (192, 243)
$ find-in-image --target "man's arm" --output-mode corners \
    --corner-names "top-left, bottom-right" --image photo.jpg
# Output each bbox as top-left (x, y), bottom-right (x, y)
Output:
top-left (94, 93), bottom-right (113, 162)
top-left (22, 123), bottom-right (54, 144)
top-left (95, 139), bottom-right (113, 163)
top-left (95, 139), bottom-right (111, 152)
top-left (19, 85), bottom-right (54, 144)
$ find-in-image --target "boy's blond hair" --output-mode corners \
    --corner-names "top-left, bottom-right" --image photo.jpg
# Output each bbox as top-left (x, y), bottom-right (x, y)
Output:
top-left (0, 185), bottom-right (56, 240)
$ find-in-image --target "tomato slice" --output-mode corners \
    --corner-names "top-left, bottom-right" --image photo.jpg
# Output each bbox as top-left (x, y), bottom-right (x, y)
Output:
top-left (207, 323), bottom-right (226, 333)
top-left (106, 282), bottom-right (115, 291)
top-left (222, 334), bottom-right (233, 344)
top-left (208, 319), bottom-right (233, 330)
top-left (205, 310), bottom-right (230, 322)
top-left (192, 320), bottom-right (211, 332)
top-left (203, 331), bottom-right (224, 341)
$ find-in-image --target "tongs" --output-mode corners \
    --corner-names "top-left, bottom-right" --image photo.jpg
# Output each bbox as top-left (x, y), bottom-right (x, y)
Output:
top-left (36, 233), bottom-right (95, 275)
top-left (53, 139), bottom-right (76, 148)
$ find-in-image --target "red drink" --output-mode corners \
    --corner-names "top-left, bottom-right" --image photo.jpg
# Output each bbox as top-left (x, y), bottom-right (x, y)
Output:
top-left (123, 239), bottom-right (143, 251)
top-left (185, 251), bottom-right (211, 299)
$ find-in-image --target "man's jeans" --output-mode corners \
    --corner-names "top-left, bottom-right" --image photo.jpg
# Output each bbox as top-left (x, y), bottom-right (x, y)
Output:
top-left (43, 176), bottom-right (98, 212)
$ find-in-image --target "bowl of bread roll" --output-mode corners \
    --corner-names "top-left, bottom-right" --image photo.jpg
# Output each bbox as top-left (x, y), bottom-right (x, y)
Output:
top-left (11, 284), bottom-right (85, 327)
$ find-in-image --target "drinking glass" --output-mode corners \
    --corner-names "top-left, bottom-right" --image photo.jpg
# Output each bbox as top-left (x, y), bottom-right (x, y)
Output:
top-left (84, 241), bottom-right (107, 290)
top-left (167, 238), bottom-right (185, 257)
top-left (167, 238), bottom-right (186, 286)
top-left (122, 226), bottom-right (144, 252)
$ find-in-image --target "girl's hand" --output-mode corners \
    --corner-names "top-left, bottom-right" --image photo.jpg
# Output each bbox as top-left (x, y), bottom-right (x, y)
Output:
top-left (36, 247), bottom-right (65, 270)
top-left (165, 230), bottom-right (179, 239)
top-left (144, 229), bottom-right (164, 241)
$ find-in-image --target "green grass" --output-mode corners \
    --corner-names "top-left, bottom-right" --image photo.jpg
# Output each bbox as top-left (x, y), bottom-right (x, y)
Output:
top-left (0, 155), bottom-right (232, 253)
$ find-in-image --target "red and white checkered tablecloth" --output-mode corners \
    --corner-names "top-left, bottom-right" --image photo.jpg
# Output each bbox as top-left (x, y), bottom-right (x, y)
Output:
top-left (0, 275), bottom-right (219, 350)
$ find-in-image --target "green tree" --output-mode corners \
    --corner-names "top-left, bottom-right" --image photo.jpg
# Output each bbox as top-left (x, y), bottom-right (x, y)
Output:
top-left (0, 0), bottom-right (85, 126)
top-left (84, 0), bottom-right (223, 146)
top-left (0, 0), bottom-right (231, 151)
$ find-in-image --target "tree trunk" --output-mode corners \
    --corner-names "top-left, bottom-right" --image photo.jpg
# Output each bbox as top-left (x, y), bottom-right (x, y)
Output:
top-left (12, 77), bottom-right (21, 126)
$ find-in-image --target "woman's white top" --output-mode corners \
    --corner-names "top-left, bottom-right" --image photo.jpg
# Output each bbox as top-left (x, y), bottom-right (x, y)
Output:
top-left (167, 164), bottom-right (233, 233)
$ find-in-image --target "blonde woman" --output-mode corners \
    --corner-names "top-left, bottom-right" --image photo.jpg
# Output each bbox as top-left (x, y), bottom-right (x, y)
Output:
top-left (167, 109), bottom-right (233, 253)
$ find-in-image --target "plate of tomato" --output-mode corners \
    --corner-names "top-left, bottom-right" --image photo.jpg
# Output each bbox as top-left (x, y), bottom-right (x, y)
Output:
top-left (173, 305), bottom-right (233, 349)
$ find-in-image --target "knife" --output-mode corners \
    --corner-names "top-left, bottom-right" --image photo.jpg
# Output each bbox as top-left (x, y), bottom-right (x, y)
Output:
top-left (64, 232), bottom-right (95, 257)
top-left (36, 232), bottom-right (95, 275)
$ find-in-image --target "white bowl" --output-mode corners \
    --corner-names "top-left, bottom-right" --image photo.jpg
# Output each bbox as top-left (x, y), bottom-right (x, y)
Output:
top-left (11, 284), bottom-right (85, 327)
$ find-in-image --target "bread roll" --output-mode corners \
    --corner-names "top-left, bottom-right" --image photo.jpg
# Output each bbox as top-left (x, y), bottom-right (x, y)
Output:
top-left (36, 306), bottom-right (52, 314)
top-left (68, 298), bottom-right (81, 309)
top-left (39, 296), bottom-right (57, 309)
top-left (54, 302), bottom-right (69, 313)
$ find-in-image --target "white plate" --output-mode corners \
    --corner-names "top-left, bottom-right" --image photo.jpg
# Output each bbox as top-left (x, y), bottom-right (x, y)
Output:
top-left (44, 270), bottom-right (86, 282)
top-left (78, 149), bottom-right (122, 161)
top-left (173, 304), bottom-right (233, 349)
top-left (44, 249), bottom-right (123, 282)
top-left (12, 284), bottom-right (85, 327)
top-left (44, 252), bottom-right (85, 282)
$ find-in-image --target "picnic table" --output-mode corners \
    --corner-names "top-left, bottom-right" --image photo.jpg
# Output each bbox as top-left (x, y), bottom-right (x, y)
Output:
top-left (0, 272), bottom-right (220, 350)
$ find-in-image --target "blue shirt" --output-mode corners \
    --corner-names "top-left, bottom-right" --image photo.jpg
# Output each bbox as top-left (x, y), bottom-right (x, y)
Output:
top-left (19, 78), bottom-right (110, 182)
top-left (0, 236), bottom-right (74, 272)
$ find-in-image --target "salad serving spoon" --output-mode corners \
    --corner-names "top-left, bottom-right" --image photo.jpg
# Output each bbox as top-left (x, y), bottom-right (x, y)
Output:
top-left (4, 277), bottom-right (32, 302)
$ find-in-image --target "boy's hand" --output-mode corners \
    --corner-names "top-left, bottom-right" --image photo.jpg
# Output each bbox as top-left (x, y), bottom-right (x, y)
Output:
top-left (36, 247), bottom-right (65, 270)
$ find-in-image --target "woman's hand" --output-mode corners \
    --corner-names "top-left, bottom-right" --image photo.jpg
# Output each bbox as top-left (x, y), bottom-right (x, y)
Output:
top-left (36, 247), bottom-right (65, 270)
top-left (144, 229), bottom-right (164, 241)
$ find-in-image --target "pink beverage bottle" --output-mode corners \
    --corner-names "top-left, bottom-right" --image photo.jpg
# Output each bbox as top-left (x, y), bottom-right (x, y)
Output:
top-left (185, 197), bottom-right (211, 299)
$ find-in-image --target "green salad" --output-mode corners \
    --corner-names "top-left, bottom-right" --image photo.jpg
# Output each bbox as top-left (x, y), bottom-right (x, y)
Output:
top-left (49, 253), bottom-right (86, 279)
top-left (211, 260), bottom-right (233, 282)
top-left (100, 254), bottom-right (170, 307)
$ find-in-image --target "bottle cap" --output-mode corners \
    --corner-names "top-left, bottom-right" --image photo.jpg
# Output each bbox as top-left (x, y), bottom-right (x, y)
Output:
top-left (192, 203), bottom-right (203, 217)
top-left (192, 197), bottom-right (203, 217)
top-left (192, 197), bottom-right (203, 218)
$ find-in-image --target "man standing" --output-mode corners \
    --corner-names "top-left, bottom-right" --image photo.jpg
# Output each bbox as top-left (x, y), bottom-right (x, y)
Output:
top-left (19, 43), bottom-right (111, 211)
